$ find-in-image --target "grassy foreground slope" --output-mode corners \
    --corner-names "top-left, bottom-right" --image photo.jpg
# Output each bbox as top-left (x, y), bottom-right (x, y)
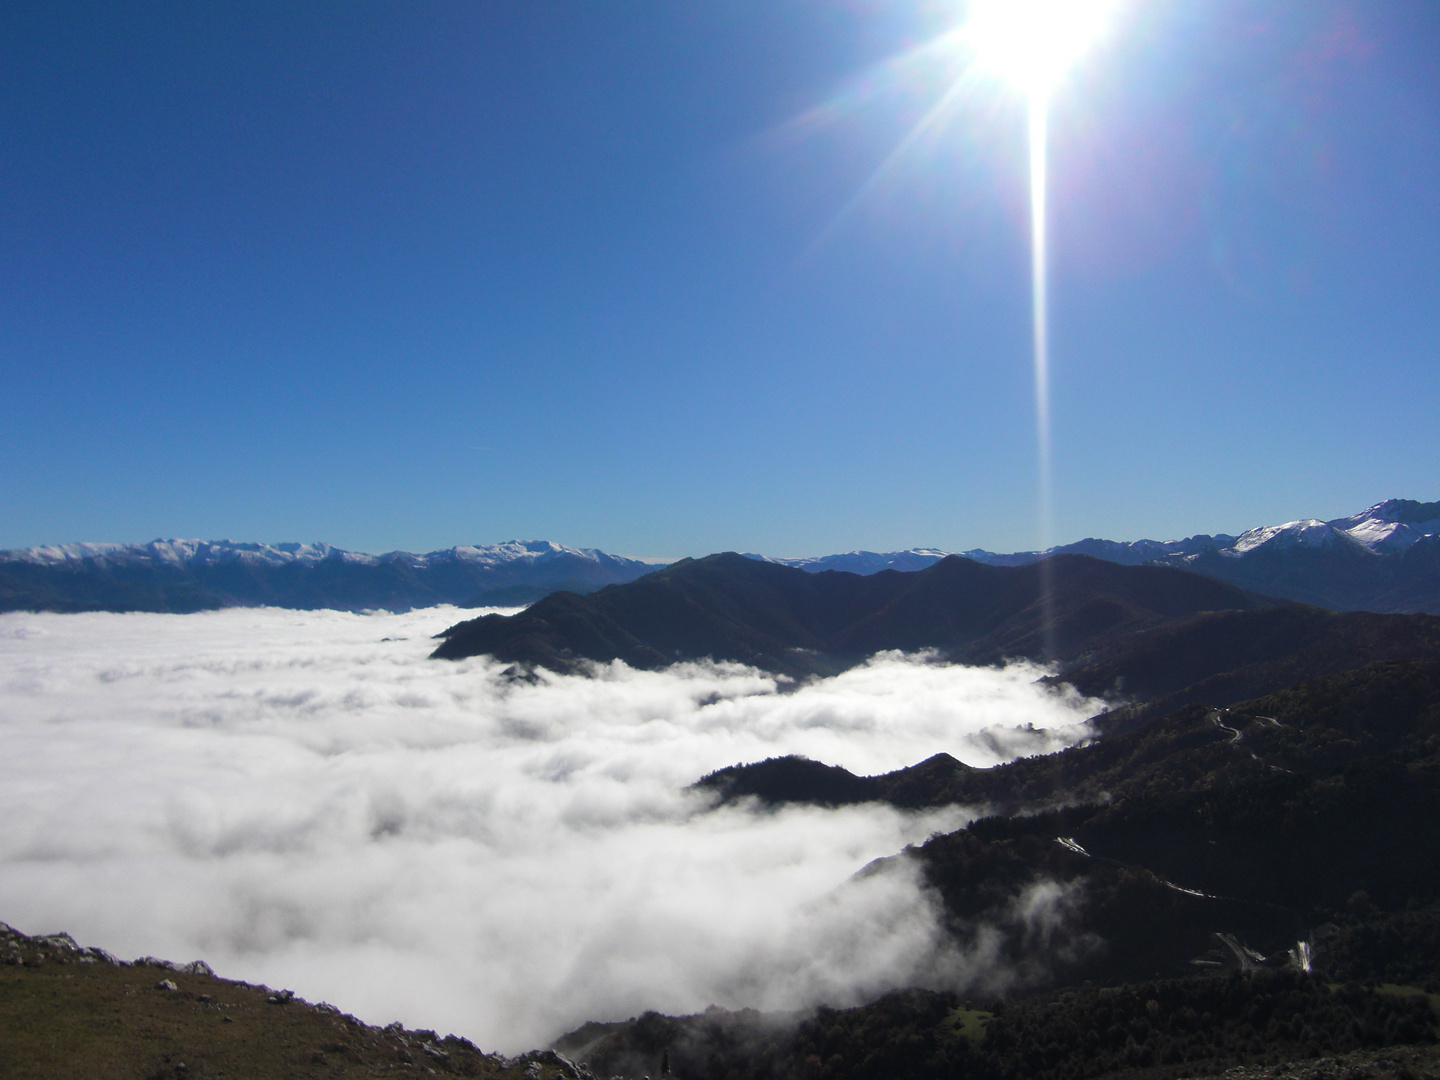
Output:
top-left (0, 923), bottom-right (578, 1080)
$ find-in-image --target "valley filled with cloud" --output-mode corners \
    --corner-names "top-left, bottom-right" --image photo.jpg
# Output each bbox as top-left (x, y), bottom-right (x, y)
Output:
top-left (0, 607), bottom-right (1105, 1050)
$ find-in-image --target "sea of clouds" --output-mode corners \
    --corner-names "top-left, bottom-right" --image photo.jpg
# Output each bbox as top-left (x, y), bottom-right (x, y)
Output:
top-left (0, 606), bottom-right (1106, 1051)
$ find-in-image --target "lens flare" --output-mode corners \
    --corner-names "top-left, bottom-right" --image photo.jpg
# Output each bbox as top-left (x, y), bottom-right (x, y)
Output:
top-left (793, 2), bottom-right (1125, 647)
top-left (1028, 91), bottom-right (1052, 559)
top-left (962, 0), bottom-right (1118, 654)
top-left (963, 0), bottom-right (1121, 96)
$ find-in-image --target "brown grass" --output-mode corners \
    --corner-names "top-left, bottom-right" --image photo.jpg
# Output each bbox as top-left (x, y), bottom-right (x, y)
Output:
top-left (0, 923), bottom-right (564, 1080)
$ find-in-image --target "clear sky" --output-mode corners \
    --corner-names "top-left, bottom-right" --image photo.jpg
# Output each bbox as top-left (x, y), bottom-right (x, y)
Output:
top-left (3, 1), bottom-right (1438, 559)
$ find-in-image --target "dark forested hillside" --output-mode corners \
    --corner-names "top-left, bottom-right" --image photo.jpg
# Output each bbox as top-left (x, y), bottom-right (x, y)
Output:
top-left (432, 552), bottom-right (1277, 674)
top-left (564, 976), bottom-right (1440, 1080)
top-left (699, 659), bottom-right (1440, 990)
top-left (571, 659), bottom-right (1440, 1080)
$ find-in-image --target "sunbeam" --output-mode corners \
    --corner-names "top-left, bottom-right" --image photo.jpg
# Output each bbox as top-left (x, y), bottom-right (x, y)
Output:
top-left (964, 0), bottom-right (1120, 654)
top-left (1027, 87), bottom-right (1056, 655)
top-left (791, 4), bottom-right (1123, 605)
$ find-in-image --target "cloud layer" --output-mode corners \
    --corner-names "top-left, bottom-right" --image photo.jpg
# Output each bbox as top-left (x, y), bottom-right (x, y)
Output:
top-left (0, 607), bottom-right (1104, 1050)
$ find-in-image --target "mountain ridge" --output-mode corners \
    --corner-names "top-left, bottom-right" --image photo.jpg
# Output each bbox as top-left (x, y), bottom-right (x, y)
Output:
top-left (0, 539), bottom-right (660, 614)
top-left (752, 499), bottom-right (1440, 614)
top-left (430, 551), bottom-right (1286, 677)
top-left (4, 497), bottom-right (1436, 614)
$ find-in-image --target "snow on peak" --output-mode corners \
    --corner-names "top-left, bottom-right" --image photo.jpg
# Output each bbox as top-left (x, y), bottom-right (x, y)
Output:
top-left (11, 542), bottom-right (130, 565)
top-left (1, 538), bottom-right (340, 567)
top-left (1351, 499), bottom-right (1440, 526)
top-left (745, 549), bottom-right (952, 575)
top-left (1229, 519), bottom-right (1340, 555)
top-left (1, 537), bottom-right (639, 570)
top-left (1326, 500), bottom-right (1440, 554)
top-left (1337, 518), bottom-right (1418, 554)
top-left (431, 540), bottom-right (623, 567)
top-left (6, 497), bottom-right (1435, 577)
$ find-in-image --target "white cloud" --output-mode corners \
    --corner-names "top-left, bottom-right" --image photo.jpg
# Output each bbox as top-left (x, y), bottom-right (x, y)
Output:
top-left (0, 607), bottom-right (1104, 1051)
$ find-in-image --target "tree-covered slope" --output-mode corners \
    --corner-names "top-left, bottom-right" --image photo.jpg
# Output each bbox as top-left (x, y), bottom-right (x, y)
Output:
top-left (432, 552), bottom-right (1277, 675)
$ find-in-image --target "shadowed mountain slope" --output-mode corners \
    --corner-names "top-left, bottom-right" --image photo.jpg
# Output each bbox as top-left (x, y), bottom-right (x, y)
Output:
top-left (691, 659), bottom-right (1440, 1025)
top-left (699, 656), bottom-right (1440, 817)
top-left (564, 976), bottom-right (1440, 1080)
top-left (1058, 605), bottom-right (1440, 731)
top-left (1153, 534), bottom-right (1440, 616)
top-left (431, 552), bottom-right (1276, 676)
top-left (902, 659), bottom-right (1440, 988)
top-left (561, 660), bottom-right (1440, 1080)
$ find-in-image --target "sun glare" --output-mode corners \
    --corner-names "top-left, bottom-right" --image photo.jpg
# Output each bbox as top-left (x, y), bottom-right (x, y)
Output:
top-left (963, 0), bottom-right (1120, 96)
top-left (953, 0), bottom-right (1121, 656)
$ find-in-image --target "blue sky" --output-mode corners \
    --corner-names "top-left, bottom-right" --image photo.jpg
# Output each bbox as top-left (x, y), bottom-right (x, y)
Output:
top-left (3, 1), bottom-right (1437, 559)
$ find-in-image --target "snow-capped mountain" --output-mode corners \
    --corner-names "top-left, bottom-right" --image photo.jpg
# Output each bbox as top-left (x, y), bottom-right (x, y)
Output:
top-left (1335, 499), bottom-right (1440, 553)
top-left (0, 539), bottom-right (660, 614)
top-left (5, 499), bottom-right (1436, 616)
top-left (1130, 500), bottom-right (1440, 613)
top-left (1218, 499), bottom-right (1440, 557)
top-left (1226, 519), bottom-right (1341, 556)
top-left (743, 536), bottom-right (1243, 574)
top-left (1141, 500), bottom-right (1440, 565)
top-left (742, 549), bottom-right (952, 575)
top-left (741, 498), bottom-right (1439, 615)
top-left (12, 539), bottom-right (357, 568)
top-left (8, 537), bottom-right (644, 572)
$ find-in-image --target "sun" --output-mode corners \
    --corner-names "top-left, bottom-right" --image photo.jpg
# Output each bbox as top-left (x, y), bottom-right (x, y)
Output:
top-left (962, 0), bottom-right (1121, 96)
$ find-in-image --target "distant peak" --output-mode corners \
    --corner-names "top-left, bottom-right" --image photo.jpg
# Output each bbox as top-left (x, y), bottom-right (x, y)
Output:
top-left (1352, 498), bottom-right (1440, 526)
top-left (0, 537), bottom-right (656, 571)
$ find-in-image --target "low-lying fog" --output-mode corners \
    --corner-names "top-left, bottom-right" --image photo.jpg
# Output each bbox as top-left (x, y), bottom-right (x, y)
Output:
top-left (0, 606), bottom-right (1105, 1051)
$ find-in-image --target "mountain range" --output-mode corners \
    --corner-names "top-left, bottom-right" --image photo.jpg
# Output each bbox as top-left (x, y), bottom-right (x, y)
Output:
top-left (431, 551), bottom-right (1268, 674)
top-left (433, 551), bottom-right (1440, 727)
top-left (11, 502), bottom-right (1440, 1078)
top-left (2, 498), bottom-right (1436, 615)
top-left (473, 538), bottom-right (1440, 1080)
top-left (432, 547), bottom-right (1440, 1078)
top-left (751, 498), bottom-right (1440, 615)
top-left (0, 539), bottom-right (658, 613)
top-left (427, 533), bottom-right (1440, 1069)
